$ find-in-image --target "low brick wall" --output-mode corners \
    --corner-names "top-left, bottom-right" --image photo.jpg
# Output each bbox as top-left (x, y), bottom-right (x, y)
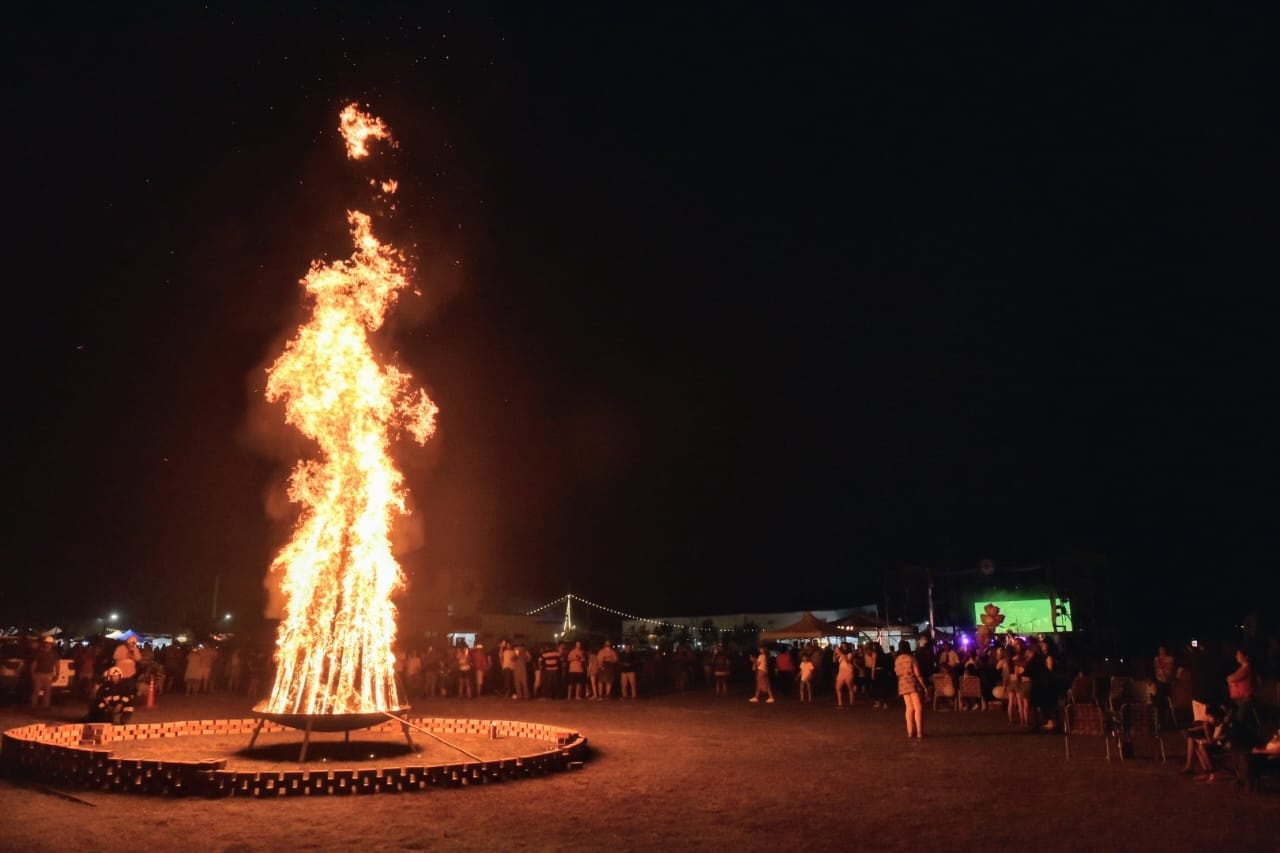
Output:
top-left (0, 716), bottom-right (588, 797)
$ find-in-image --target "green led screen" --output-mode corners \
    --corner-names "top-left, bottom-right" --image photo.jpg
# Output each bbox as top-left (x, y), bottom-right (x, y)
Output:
top-left (973, 599), bottom-right (1071, 635)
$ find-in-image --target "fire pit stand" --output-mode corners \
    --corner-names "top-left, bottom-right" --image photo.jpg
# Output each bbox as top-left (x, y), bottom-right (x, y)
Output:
top-left (248, 705), bottom-right (416, 762)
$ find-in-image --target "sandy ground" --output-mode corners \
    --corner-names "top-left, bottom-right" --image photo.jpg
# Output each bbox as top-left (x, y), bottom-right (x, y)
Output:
top-left (2, 689), bottom-right (1277, 853)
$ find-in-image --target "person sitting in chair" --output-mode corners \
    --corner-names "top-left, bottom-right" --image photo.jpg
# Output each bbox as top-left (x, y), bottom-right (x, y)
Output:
top-left (1181, 704), bottom-right (1231, 782)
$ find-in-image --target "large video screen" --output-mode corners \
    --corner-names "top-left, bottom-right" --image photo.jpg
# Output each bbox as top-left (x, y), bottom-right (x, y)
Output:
top-left (973, 599), bottom-right (1071, 635)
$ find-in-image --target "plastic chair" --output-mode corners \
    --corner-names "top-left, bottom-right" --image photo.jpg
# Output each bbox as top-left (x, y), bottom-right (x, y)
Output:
top-left (1119, 703), bottom-right (1167, 762)
top-left (1107, 676), bottom-right (1132, 714)
top-left (1064, 702), bottom-right (1115, 761)
top-left (1068, 674), bottom-right (1097, 705)
top-left (958, 673), bottom-right (985, 711)
top-left (931, 672), bottom-right (957, 711)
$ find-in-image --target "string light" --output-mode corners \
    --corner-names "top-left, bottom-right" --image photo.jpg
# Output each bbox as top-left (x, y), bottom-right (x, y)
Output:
top-left (524, 595), bottom-right (568, 615)
top-left (530, 593), bottom-right (738, 635)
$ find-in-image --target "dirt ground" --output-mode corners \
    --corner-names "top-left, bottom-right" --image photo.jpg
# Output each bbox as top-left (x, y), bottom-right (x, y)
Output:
top-left (2, 690), bottom-right (1277, 853)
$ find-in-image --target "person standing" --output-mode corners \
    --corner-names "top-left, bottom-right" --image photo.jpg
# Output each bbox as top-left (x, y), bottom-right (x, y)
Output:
top-left (833, 643), bottom-right (856, 708)
top-left (749, 646), bottom-right (775, 703)
top-left (226, 647), bottom-right (244, 694)
top-left (1225, 647), bottom-right (1256, 708)
top-left (619, 642), bottom-right (639, 699)
top-left (711, 644), bottom-right (732, 696)
top-left (798, 653), bottom-right (815, 703)
top-left (202, 646), bottom-right (219, 693)
top-left (860, 642), bottom-right (880, 708)
top-left (512, 643), bottom-right (531, 700)
top-left (586, 646), bottom-right (600, 699)
top-left (113, 636), bottom-right (142, 699)
top-left (566, 640), bottom-right (587, 700)
top-left (870, 640), bottom-right (890, 706)
top-left (673, 644), bottom-right (695, 692)
top-left (471, 644), bottom-right (489, 697)
top-left (774, 644), bottom-right (796, 696)
top-left (456, 644), bottom-right (474, 699)
top-left (182, 645), bottom-right (197, 695)
top-left (75, 642), bottom-right (97, 700)
top-left (1031, 636), bottom-right (1059, 731)
top-left (1225, 647), bottom-right (1262, 788)
top-left (1010, 640), bottom-right (1032, 728)
top-left (404, 647), bottom-right (422, 699)
top-left (500, 641), bottom-right (518, 699)
top-left (914, 637), bottom-right (937, 685)
top-left (596, 640), bottom-right (619, 700)
top-left (30, 636), bottom-right (59, 710)
top-left (538, 644), bottom-right (563, 699)
top-left (422, 645), bottom-right (441, 700)
top-left (162, 643), bottom-right (185, 693)
top-left (393, 645), bottom-right (407, 700)
top-left (937, 639), bottom-right (961, 690)
top-left (895, 640), bottom-right (925, 739)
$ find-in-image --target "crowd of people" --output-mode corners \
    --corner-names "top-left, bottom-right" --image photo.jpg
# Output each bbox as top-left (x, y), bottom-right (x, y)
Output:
top-left (4, 629), bottom-right (1277, 783)
top-left (392, 638), bottom-right (639, 702)
top-left (0, 633), bottom-right (274, 724)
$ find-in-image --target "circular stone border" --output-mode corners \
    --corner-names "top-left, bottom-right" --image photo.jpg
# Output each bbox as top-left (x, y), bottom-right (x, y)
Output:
top-left (0, 716), bottom-right (588, 797)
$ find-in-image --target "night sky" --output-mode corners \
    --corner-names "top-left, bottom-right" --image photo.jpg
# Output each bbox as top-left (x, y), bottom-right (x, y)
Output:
top-left (6, 5), bottom-right (1276, 648)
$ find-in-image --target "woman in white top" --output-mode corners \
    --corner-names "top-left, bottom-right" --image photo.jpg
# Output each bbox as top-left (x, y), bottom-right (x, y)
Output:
top-left (749, 647), bottom-right (775, 703)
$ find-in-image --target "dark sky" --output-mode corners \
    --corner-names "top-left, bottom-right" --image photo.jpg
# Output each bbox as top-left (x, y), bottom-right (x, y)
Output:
top-left (5, 5), bottom-right (1276, 646)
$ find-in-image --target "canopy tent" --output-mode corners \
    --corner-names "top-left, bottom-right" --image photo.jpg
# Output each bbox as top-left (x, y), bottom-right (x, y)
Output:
top-left (104, 628), bottom-right (179, 648)
top-left (759, 612), bottom-right (844, 641)
top-left (830, 612), bottom-right (929, 651)
top-left (759, 610), bottom-right (926, 650)
top-left (829, 611), bottom-right (887, 632)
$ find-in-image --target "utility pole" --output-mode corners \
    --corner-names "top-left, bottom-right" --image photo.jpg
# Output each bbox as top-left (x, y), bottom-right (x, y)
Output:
top-left (210, 574), bottom-right (220, 623)
top-left (882, 572), bottom-right (891, 630)
top-left (926, 571), bottom-right (937, 640)
top-left (927, 559), bottom-right (1002, 640)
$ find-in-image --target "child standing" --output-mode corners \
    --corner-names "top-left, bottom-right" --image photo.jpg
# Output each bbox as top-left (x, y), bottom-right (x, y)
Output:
top-left (798, 653), bottom-right (815, 703)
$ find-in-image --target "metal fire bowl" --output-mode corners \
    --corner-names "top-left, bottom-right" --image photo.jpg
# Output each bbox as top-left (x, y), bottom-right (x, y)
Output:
top-left (251, 703), bottom-right (411, 733)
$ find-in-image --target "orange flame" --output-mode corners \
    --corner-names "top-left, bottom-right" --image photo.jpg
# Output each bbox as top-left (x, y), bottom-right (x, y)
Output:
top-left (338, 103), bottom-right (394, 159)
top-left (264, 105), bottom-right (435, 716)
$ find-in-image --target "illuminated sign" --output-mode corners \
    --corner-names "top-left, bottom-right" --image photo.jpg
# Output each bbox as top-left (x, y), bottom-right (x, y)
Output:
top-left (972, 599), bottom-right (1071, 635)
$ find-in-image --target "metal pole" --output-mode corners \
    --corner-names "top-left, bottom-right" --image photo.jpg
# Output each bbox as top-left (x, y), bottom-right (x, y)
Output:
top-left (381, 710), bottom-right (483, 761)
top-left (882, 573), bottom-right (890, 633)
top-left (927, 573), bottom-right (937, 641)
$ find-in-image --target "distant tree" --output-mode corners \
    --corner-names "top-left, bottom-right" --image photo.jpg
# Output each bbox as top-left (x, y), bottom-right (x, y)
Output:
top-left (698, 619), bottom-right (717, 647)
top-left (730, 620), bottom-right (761, 648)
top-left (653, 622), bottom-right (674, 649)
top-left (180, 610), bottom-right (216, 645)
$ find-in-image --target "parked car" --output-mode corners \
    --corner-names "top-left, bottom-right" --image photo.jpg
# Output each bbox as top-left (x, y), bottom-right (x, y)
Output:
top-left (0, 646), bottom-right (77, 703)
top-left (0, 646), bottom-right (26, 702)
